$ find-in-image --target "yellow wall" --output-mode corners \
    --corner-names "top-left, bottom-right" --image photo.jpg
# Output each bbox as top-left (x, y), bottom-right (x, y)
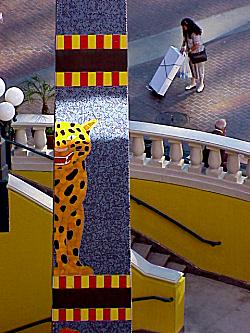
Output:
top-left (0, 191), bottom-right (52, 332)
top-left (131, 179), bottom-right (250, 283)
top-left (132, 267), bottom-right (185, 333)
top-left (15, 322), bottom-right (51, 333)
top-left (12, 171), bottom-right (53, 189)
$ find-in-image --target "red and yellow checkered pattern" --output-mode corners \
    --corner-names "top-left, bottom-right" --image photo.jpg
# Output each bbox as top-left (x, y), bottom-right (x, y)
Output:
top-left (53, 275), bottom-right (131, 289)
top-left (52, 308), bottom-right (131, 321)
top-left (55, 71), bottom-right (128, 87)
top-left (56, 34), bottom-right (127, 50)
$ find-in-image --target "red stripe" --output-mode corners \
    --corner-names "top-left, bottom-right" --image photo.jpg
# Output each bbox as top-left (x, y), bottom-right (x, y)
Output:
top-left (80, 72), bottom-right (88, 86)
top-left (103, 308), bottom-right (111, 321)
top-left (96, 35), bottom-right (104, 49)
top-left (74, 309), bottom-right (81, 321)
top-left (59, 276), bottom-right (66, 289)
top-left (112, 35), bottom-right (120, 49)
top-left (119, 276), bottom-right (127, 288)
top-left (89, 276), bottom-right (96, 288)
top-left (104, 276), bottom-right (112, 288)
top-left (118, 308), bottom-right (126, 321)
top-left (59, 309), bottom-right (66, 321)
top-left (96, 72), bottom-right (103, 86)
top-left (64, 73), bottom-right (72, 86)
top-left (89, 309), bottom-right (96, 321)
top-left (64, 36), bottom-right (72, 50)
top-left (74, 276), bottom-right (81, 289)
top-left (80, 35), bottom-right (88, 49)
top-left (112, 72), bottom-right (119, 86)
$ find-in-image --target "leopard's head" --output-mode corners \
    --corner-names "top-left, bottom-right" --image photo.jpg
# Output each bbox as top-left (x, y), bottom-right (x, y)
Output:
top-left (54, 120), bottom-right (97, 166)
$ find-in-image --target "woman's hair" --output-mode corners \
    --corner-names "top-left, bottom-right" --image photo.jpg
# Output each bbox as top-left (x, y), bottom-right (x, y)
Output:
top-left (181, 18), bottom-right (202, 38)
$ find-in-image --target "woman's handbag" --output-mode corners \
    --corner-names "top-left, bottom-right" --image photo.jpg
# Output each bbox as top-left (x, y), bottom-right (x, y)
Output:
top-left (189, 48), bottom-right (207, 64)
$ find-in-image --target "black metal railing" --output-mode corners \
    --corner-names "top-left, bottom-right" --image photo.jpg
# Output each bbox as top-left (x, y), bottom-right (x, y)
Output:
top-left (5, 317), bottom-right (51, 333)
top-left (4, 138), bottom-right (54, 160)
top-left (130, 195), bottom-right (222, 247)
top-left (132, 296), bottom-right (174, 303)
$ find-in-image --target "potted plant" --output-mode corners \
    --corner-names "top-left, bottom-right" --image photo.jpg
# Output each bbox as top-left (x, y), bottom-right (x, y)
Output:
top-left (46, 127), bottom-right (54, 149)
top-left (21, 75), bottom-right (55, 114)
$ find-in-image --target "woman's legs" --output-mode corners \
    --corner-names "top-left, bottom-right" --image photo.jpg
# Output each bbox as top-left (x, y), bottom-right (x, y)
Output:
top-left (196, 63), bottom-right (205, 93)
top-left (185, 61), bottom-right (197, 90)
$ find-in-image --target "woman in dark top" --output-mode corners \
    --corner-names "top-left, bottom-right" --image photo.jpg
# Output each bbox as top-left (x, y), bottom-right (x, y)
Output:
top-left (180, 18), bottom-right (205, 93)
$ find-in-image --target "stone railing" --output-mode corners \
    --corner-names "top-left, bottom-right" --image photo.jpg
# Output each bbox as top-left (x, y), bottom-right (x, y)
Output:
top-left (11, 114), bottom-right (54, 171)
top-left (130, 121), bottom-right (250, 201)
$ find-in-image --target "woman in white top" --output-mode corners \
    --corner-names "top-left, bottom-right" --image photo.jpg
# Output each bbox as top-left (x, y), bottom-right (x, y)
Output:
top-left (180, 18), bottom-right (205, 93)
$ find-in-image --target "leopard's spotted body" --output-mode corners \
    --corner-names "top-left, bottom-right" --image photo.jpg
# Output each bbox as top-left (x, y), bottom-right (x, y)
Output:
top-left (54, 120), bottom-right (97, 276)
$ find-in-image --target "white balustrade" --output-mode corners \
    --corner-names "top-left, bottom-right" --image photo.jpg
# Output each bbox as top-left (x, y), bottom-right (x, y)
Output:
top-left (188, 143), bottom-right (203, 174)
top-left (224, 151), bottom-right (241, 182)
top-left (149, 138), bottom-right (165, 167)
top-left (167, 139), bottom-right (184, 169)
top-left (206, 147), bottom-right (223, 177)
top-left (129, 121), bottom-right (250, 201)
top-left (130, 135), bottom-right (146, 165)
top-left (11, 114), bottom-right (54, 171)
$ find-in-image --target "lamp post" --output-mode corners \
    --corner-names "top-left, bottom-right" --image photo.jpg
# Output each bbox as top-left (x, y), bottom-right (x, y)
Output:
top-left (0, 78), bottom-right (24, 169)
top-left (0, 78), bottom-right (24, 232)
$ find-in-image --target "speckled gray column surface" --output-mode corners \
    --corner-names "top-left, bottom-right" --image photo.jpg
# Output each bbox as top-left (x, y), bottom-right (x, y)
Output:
top-left (54, 1), bottom-right (130, 332)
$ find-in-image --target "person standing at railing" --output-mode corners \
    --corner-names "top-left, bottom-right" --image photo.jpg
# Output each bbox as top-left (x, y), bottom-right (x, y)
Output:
top-left (203, 119), bottom-right (228, 171)
top-left (180, 18), bottom-right (207, 93)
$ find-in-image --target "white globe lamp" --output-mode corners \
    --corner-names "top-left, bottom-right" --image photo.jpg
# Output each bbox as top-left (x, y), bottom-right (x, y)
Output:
top-left (5, 87), bottom-right (24, 106)
top-left (0, 102), bottom-right (16, 122)
top-left (0, 78), bottom-right (6, 98)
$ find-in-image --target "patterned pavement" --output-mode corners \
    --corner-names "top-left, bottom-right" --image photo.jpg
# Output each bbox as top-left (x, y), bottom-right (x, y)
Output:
top-left (128, 0), bottom-right (250, 40)
top-left (0, 1), bottom-right (54, 82)
top-left (129, 28), bottom-right (250, 142)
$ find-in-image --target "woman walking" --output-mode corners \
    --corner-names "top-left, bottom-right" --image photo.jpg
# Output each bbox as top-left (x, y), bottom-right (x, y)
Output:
top-left (180, 18), bottom-right (206, 93)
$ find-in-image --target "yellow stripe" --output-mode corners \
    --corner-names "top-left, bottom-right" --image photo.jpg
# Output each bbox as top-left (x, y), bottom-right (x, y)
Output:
top-left (119, 72), bottom-right (128, 86)
top-left (72, 35), bottom-right (80, 49)
top-left (81, 276), bottom-right (89, 288)
top-left (96, 275), bottom-right (104, 288)
top-left (103, 72), bottom-right (112, 86)
top-left (126, 275), bottom-right (131, 288)
top-left (81, 309), bottom-right (89, 320)
top-left (96, 308), bottom-right (103, 320)
top-left (56, 35), bottom-right (64, 50)
top-left (56, 72), bottom-right (64, 87)
top-left (66, 276), bottom-right (74, 288)
top-left (88, 72), bottom-right (96, 86)
top-left (104, 34), bottom-right (112, 49)
top-left (111, 275), bottom-right (120, 288)
top-left (52, 309), bottom-right (59, 321)
top-left (120, 35), bottom-right (127, 49)
top-left (126, 308), bottom-right (131, 320)
top-left (65, 309), bottom-right (74, 321)
top-left (72, 72), bottom-right (80, 86)
top-left (110, 308), bottom-right (119, 321)
top-left (53, 276), bottom-right (59, 289)
top-left (88, 35), bottom-right (96, 49)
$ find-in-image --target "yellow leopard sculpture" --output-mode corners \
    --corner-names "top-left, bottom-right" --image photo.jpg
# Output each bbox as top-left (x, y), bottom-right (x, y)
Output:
top-left (54, 120), bottom-right (97, 276)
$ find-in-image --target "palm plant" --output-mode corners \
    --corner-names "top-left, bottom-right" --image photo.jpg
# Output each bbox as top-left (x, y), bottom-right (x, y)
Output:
top-left (22, 75), bottom-right (55, 114)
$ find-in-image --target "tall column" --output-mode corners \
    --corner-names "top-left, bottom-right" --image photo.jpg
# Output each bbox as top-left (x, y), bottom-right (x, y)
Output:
top-left (0, 139), bottom-right (9, 232)
top-left (53, 1), bottom-right (130, 332)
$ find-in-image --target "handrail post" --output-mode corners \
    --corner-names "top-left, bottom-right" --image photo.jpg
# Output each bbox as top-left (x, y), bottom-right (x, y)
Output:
top-left (244, 157), bottom-right (250, 186)
top-left (188, 143), bottom-right (203, 174)
top-left (206, 146), bottom-right (223, 177)
top-left (0, 138), bottom-right (9, 232)
top-left (148, 138), bottom-right (165, 167)
top-left (130, 135), bottom-right (146, 165)
top-left (224, 151), bottom-right (242, 182)
top-left (167, 139), bottom-right (184, 170)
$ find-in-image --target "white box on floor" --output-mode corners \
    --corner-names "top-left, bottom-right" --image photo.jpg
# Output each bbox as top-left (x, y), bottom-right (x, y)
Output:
top-left (149, 46), bottom-right (185, 96)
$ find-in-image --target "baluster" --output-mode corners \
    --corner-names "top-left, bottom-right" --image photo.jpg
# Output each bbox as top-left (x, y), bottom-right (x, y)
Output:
top-left (14, 128), bottom-right (28, 156)
top-left (206, 146), bottom-right (223, 177)
top-left (244, 157), bottom-right (250, 186)
top-left (188, 143), bottom-right (203, 174)
top-left (166, 139), bottom-right (184, 169)
top-left (130, 135), bottom-right (146, 165)
top-left (33, 127), bottom-right (47, 151)
top-left (148, 138), bottom-right (165, 167)
top-left (224, 151), bottom-right (242, 182)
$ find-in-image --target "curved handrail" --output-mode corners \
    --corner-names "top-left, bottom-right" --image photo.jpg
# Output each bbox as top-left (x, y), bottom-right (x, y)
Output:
top-left (133, 296), bottom-right (174, 303)
top-left (130, 120), bottom-right (250, 156)
top-left (5, 317), bottom-right (51, 333)
top-left (4, 138), bottom-right (54, 160)
top-left (131, 195), bottom-right (222, 247)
